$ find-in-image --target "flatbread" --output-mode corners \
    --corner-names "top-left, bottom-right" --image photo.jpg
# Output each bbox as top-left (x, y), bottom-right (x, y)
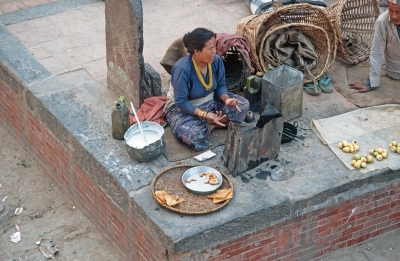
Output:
top-left (212, 190), bottom-right (233, 203)
top-left (208, 188), bottom-right (232, 199)
top-left (155, 190), bottom-right (186, 207)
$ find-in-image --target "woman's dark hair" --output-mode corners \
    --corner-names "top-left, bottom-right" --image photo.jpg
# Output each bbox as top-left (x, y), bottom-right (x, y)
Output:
top-left (183, 28), bottom-right (216, 54)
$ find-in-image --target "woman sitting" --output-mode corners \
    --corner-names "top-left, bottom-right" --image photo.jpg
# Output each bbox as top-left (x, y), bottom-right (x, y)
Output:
top-left (164, 28), bottom-right (250, 151)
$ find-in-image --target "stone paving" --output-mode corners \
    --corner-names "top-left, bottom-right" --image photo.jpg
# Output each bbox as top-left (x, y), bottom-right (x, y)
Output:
top-left (6, 1), bottom-right (107, 86)
top-left (0, 0), bottom-right (57, 15)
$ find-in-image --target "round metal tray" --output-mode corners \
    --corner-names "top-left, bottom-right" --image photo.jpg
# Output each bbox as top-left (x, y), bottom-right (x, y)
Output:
top-left (182, 166), bottom-right (223, 194)
top-left (151, 165), bottom-right (233, 215)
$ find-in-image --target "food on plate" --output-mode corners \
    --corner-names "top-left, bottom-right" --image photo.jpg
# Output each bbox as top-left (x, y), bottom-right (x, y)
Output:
top-left (199, 172), bottom-right (219, 185)
top-left (155, 190), bottom-right (168, 204)
top-left (204, 173), bottom-right (211, 184)
top-left (186, 177), bottom-right (197, 183)
top-left (208, 178), bottom-right (219, 185)
top-left (207, 188), bottom-right (233, 203)
top-left (155, 190), bottom-right (186, 207)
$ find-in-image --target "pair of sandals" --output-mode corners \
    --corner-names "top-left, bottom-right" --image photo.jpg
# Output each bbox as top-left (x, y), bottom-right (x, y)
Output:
top-left (303, 74), bottom-right (334, 96)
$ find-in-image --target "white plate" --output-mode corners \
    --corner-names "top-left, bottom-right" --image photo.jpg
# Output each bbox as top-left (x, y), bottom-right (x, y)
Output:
top-left (182, 166), bottom-right (223, 194)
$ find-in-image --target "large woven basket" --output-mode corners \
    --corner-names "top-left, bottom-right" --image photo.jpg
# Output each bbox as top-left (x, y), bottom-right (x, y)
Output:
top-left (236, 12), bottom-right (273, 72)
top-left (324, 0), bottom-right (380, 64)
top-left (258, 4), bottom-right (337, 70)
top-left (259, 23), bottom-right (331, 84)
top-left (237, 3), bottom-right (337, 73)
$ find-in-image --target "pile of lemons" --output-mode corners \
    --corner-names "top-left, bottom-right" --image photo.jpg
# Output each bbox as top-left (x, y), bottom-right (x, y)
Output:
top-left (369, 148), bottom-right (388, 161)
top-left (338, 140), bottom-right (359, 153)
top-left (350, 154), bottom-right (373, 169)
top-left (349, 148), bottom-right (388, 169)
top-left (389, 140), bottom-right (400, 154)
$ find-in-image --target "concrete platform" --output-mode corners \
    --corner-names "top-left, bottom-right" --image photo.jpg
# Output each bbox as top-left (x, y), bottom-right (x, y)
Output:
top-left (1, 0), bottom-right (400, 260)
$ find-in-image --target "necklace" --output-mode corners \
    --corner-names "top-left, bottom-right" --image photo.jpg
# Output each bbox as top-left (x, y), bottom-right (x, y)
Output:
top-left (192, 56), bottom-right (213, 91)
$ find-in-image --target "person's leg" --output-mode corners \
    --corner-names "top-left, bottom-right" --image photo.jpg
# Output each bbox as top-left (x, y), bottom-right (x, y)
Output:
top-left (165, 105), bottom-right (211, 151)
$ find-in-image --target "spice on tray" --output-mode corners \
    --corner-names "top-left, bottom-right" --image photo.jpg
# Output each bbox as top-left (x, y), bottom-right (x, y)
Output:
top-left (207, 188), bottom-right (233, 204)
top-left (155, 190), bottom-right (186, 207)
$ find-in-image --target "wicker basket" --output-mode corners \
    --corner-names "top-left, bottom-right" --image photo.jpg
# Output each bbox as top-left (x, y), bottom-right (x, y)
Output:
top-left (324, 0), bottom-right (380, 64)
top-left (259, 23), bottom-right (331, 84)
top-left (236, 12), bottom-right (273, 72)
top-left (258, 4), bottom-right (337, 70)
top-left (237, 3), bottom-right (337, 72)
top-left (222, 46), bottom-right (251, 92)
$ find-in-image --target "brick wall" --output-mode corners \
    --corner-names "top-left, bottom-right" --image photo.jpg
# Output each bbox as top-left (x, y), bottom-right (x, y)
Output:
top-left (0, 67), bottom-right (167, 261)
top-left (2, 65), bottom-right (400, 261)
top-left (172, 183), bottom-right (400, 261)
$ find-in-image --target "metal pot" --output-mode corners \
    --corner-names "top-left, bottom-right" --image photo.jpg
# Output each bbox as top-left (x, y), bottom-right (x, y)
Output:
top-left (124, 121), bottom-right (165, 162)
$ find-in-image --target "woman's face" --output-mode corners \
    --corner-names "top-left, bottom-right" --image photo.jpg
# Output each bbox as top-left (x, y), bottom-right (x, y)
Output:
top-left (195, 37), bottom-right (217, 64)
top-left (389, 3), bottom-right (400, 25)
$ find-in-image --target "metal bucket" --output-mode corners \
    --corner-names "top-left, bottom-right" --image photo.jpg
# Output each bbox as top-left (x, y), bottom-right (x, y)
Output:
top-left (124, 121), bottom-right (165, 162)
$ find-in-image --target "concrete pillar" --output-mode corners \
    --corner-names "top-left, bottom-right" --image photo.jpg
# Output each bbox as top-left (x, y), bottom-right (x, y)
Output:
top-left (105, 0), bottom-right (161, 108)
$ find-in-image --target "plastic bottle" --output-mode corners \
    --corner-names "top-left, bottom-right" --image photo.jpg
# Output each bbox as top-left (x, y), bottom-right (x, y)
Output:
top-left (112, 96), bottom-right (130, 140)
top-left (244, 71), bottom-right (263, 112)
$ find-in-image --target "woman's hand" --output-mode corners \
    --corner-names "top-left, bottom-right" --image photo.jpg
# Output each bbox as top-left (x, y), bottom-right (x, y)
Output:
top-left (221, 94), bottom-right (242, 112)
top-left (205, 111), bottom-right (226, 127)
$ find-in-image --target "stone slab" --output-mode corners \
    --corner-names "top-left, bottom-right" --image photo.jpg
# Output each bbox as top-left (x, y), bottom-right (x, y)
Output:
top-left (0, 23), bottom-right (50, 85)
top-left (28, 70), bottom-right (160, 194)
top-left (0, 0), bottom-right (102, 25)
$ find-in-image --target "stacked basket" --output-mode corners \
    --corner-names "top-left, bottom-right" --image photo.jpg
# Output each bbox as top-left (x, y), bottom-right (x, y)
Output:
top-left (237, 3), bottom-right (337, 85)
top-left (324, 0), bottom-right (380, 64)
top-left (260, 23), bottom-right (331, 83)
top-left (236, 12), bottom-right (274, 74)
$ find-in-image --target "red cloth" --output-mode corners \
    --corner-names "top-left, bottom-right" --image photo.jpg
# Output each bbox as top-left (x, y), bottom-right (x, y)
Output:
top-left (216, 33), bottom-right (255, 73)
top-left (130, 96), bottom-right (167, 126)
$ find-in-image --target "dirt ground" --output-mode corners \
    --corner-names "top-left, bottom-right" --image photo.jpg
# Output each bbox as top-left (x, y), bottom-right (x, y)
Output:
top-left (0, 123), bottom-right (125, 261)
top-left (316, 228), bottom-right (400, 261)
